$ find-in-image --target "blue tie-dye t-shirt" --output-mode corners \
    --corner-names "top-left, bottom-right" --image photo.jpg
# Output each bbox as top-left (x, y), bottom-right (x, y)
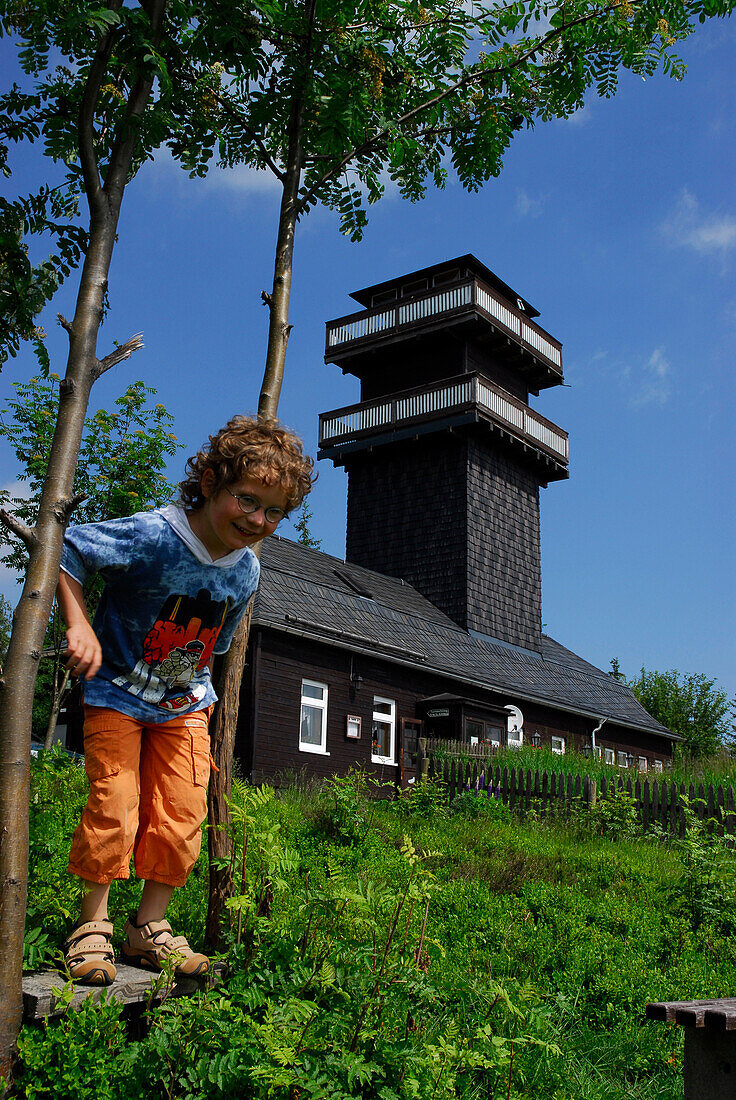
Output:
top-left (60, 508), bottom-right (260, 722)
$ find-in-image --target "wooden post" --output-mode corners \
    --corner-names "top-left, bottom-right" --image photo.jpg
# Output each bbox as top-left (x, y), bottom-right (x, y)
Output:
top-left (707, 785), bottom-right (716, 836)
top-left (417, 737), bottom-right (429, 781)
top-left (726, 787), bottom-right (735, 844)
top-left (717, 785), bottom-right (725, 838)
top-left (583, 775), bottom-right (597, 808)
top-left (685, 1030), bottom-right (736, 1099)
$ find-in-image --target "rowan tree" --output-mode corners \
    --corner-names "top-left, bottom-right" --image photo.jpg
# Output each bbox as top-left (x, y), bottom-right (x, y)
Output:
top-left (0, 0), bottom-right (241, 1069)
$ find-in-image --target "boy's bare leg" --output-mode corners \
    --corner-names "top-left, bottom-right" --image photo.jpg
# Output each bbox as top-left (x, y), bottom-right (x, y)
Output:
top-left (78, 880), bottom-right (174, 925)
top-left (79, 880), bottom-right (111, 923)
top-left (135, 880), bottom-right (174, 925)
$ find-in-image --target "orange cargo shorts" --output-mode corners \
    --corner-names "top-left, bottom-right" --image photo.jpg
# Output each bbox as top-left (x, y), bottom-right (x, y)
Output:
top-left (68, 704), bottom-right (212, 888)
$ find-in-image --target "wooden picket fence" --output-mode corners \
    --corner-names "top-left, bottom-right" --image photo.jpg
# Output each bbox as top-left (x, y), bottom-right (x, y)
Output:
top-left (423, 752), bottom-right (736, 838)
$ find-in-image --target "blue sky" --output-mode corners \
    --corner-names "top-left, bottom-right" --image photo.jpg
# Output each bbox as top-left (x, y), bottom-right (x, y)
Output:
top-left (1, 17), bottom-right (734, 701)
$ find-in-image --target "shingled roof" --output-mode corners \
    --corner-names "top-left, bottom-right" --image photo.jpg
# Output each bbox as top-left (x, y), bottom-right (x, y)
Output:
top-left (254, 537), bottom-right (677, 741)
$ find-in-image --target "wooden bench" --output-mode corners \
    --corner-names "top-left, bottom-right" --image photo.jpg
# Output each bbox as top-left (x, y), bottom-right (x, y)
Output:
top-left (646, 998), bottom-right (736, 1099)
top-left (23, 961), bottom-right (227, 1022)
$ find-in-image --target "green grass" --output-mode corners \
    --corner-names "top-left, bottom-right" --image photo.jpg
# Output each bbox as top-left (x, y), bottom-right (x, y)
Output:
top-left (19, 757), bottom-right (736, 1098)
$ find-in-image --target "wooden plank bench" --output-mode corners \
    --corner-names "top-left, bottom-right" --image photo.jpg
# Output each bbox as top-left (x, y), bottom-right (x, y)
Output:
top-left (646, 998), bottom-right (736, 1099)
top-left (23, 961), bottom-right (227, 1022)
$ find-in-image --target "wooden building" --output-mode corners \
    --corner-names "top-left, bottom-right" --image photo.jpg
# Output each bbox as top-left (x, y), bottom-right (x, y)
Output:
top-left (237, 256), bottom-right (679, 783)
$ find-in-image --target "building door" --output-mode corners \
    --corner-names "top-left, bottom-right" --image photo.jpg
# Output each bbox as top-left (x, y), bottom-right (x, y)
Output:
top-left (400, 718), bottom-right (423, 788)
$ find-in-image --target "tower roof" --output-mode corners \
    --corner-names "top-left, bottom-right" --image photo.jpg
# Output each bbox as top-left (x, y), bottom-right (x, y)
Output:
top-left (348, 254), bottom-right (540, 319)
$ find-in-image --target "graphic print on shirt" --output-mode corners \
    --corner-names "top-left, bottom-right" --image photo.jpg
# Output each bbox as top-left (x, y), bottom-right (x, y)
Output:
top-left (112, 588), bottom-right (228, 713)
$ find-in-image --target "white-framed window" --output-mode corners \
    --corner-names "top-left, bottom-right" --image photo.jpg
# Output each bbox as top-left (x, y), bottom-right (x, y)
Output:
top-left (653, 760), bottom-right (663, 773)
top-left (638, 756), bottom-right (648, 772)
top-left (604, 748), bottom-right (615, 765)
top-left (551, 736), bottom-right (565, 755)
top-left (594, 746), bottom-right (603, 760)
top-left (617, 751), bottom-right (629, 768)
top-left (299, 680), bottom-right (329, 755)
top-left (371, 696), bottom-right (396, 765)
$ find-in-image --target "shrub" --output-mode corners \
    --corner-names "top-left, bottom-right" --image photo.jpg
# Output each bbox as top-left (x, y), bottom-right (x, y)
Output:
top-left (670, 797), bottom-right (736, 934)
top-left (394, 777), bottom-right (449, 819)
top-left (17, 994), bottom-right (127, 1100)
top-left (26, 747), bottom-right (88, 969)
top-left (586, 790), bottom-right (641, 841)
top-left (449, 789), bottom-right (511, 822)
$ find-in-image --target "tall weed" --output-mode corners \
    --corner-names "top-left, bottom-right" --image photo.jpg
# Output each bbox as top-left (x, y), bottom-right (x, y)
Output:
top-left (668, 797), bottom-right (736, 933)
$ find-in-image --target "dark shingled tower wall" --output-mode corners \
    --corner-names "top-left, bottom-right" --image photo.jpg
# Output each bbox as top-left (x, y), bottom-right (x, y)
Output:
top-left (345, 435), bottom-right (542, 653)
top-left (465, 438), bottom-right (541, 651)
top-left (345, 436), bottom-right (469, 631)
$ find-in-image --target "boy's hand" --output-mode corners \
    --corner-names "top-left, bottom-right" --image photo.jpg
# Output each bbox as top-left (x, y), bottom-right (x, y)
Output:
top-left (65, 621), bottom-right (103, 681)
top-left (57, 571), bottom-right (101, 680)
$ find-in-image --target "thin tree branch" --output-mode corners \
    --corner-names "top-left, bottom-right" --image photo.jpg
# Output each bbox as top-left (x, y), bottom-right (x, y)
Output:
top-left (345, 12), bottom-right (473, 32)
top-left (212, 96), bottom-right (286, 184)
top-left (168, 48), bottom-right (287, 183)
top-left (53, 493), bottom-right (88, 524)
top-left (297, 0), bottom-right (639, 212)
top-left (57, 313), bottom-right (74, 336)
top-left (104, 0), bottom-right (166, 200)
top-left (93, 332), bottom-right (144, 378)
top-left (78, 0), bottom-right (126, 215)
top-left (0, 512), bottom-right (36, 551)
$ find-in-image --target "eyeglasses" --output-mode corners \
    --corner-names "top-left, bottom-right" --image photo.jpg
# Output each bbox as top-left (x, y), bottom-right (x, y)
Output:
top-left (224, 488), bottom-right (286, 525)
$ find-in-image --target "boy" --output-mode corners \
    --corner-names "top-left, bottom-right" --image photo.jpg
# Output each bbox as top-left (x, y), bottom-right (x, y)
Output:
top-left (57, 415), bottom-right (314, 985)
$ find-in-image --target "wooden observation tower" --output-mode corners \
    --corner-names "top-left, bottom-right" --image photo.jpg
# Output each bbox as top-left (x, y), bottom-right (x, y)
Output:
top-left (318, 255), bottom-right (568, 656)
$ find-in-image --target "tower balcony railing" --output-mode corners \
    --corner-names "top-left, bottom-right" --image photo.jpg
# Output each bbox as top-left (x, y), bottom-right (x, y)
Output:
top-left (319, 372), bottom-right (569, 464)
top-left (325, 276), bottom-right (563, 375)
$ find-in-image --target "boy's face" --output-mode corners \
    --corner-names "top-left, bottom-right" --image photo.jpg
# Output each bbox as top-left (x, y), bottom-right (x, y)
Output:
top-left (190, 471), bottom-right (290, 559)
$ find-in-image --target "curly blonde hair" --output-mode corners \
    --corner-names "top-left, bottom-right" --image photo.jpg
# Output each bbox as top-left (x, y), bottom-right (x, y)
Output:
top-left (180, 415), bottom-right (315, 513)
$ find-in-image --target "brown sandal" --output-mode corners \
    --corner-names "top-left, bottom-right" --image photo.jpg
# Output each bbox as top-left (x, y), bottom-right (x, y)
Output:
top-left (121, 917), bottom-right (208, 977)
top-left (63, 919), bottom-right (117, 986)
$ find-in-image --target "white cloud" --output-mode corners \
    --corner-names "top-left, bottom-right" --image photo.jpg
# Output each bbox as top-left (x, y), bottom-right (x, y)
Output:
top-left (205, 162), bottom-right (283, 196)
top-left (0, 562), bottom-right (21, 606)
top-left (148, 147), bottom-right (282, 198)
top-left (627, 347), bottom-right (671, 409)
top-left (661, 189), bottom-right (736, 256)
top-left (516, 189), bottom-right (544, 218)
top-left (0, 478), bottom-right (30, 504)
top-left (563, 104), bottom-right (593, 127)
top-left (0, 483), bottom-right (24, 605)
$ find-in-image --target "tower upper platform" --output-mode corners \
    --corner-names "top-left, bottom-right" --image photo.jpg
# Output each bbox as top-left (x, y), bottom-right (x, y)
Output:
top-left (324, 254), bottom-right (563, 395)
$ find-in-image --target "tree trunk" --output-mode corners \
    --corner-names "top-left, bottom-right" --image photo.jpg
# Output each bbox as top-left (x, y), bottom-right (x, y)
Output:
top-left (205, 599), bottom-right (255, 948)
top-left (0, 224), bottom-right (114, 1076)
top-left (0, 2), bottom-right (164, 1072)
top-left (43, 668), bottom-right (71, 752)
top-left (205, 0), bottom-right (317, 947)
